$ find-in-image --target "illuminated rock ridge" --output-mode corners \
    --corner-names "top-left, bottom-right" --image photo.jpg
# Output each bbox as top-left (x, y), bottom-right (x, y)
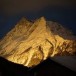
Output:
top-left (0, 17), bottom-right (76, 67)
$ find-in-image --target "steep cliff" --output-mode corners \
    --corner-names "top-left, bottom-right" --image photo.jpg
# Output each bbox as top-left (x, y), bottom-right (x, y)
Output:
top-left (0, 17), bottom-right (76, 67)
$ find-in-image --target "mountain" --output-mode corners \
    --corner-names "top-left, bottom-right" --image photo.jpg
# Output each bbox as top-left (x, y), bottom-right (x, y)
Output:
top-left (0, 17), bottom-right (76, 67)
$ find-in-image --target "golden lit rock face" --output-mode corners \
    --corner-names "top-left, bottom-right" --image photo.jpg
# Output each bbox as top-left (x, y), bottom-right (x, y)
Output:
top-left (0, 17), bottom-right (76, 67)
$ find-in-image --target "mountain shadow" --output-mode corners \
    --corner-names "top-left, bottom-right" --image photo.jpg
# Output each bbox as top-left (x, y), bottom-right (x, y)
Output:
top-left (0, 57), bottom-right (76, 76)
top-left (0, 57), bottom-right (30, 76)
top-left (27, 58), bottom-right (76, 76)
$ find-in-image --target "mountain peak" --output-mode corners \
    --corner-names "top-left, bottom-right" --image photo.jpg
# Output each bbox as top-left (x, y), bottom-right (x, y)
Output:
top-left (17, 17), bottom-right (30, 24)
top-left (39, 16), bottom-right (45, 21)
top-left (0, 17), bottom-right (76, 67)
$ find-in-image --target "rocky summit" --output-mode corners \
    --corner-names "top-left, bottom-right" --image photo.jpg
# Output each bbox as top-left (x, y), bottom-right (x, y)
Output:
top-left (0, 17), bottom-right (76, 67)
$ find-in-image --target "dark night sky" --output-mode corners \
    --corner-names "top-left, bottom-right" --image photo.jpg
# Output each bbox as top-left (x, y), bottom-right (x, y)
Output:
top-left (0, 0), bottom-right (76, 38)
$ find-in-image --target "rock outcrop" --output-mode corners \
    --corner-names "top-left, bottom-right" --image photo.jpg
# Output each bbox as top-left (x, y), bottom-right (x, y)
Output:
top-left (0, 17), bottom-right (76, 67)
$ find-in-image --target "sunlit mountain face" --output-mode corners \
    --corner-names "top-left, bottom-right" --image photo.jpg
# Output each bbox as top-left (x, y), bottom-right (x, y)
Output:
top-left (0, 17), bottom-right (76, 67)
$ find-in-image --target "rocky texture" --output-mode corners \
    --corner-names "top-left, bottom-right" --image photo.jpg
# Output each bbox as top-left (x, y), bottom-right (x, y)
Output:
top-left (0, 17), bottom-right (76, 67)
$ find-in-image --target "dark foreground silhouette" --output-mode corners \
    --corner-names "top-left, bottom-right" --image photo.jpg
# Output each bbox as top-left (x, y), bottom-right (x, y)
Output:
top-left (0, 57), bottom-right (30, 76)
top-left (28, 58), bottom-right (76, 76)
top-left (0, 57), bottom-right (76, 76)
